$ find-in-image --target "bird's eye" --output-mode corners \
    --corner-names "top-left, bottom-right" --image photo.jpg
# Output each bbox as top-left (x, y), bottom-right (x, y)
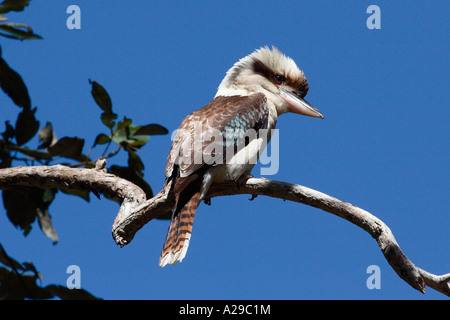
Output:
top-left (273, 74), bottom-right (285, 85)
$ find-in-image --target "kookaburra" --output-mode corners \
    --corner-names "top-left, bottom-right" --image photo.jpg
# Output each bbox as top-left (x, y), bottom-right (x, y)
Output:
top-left (160, 46), bottom-right (323, 267)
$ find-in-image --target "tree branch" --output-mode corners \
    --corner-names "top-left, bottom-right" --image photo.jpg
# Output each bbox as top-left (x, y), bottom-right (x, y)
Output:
top-left (0, 165), bottom-right (448, 296)
top-left (0, 164), bottom-right (147, 229)
top-left (111, 177), bottom-right (450, 297)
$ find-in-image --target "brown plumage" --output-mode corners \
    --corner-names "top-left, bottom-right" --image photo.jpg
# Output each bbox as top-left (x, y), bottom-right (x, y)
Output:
top-left (158, 46), bottom-right (323, 267)
top-left (160, 190), bottom-right (200, 264)
top-left (159, 94), bottom-right (269, 267)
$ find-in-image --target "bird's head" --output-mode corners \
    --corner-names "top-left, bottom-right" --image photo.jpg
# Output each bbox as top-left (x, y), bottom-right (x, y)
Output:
top-left (216, 46), bottom-right (323, 119)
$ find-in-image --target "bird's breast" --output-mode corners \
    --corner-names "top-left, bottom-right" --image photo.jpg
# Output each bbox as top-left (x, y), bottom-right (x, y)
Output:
top-left (212, 109), bottom-right (277, 183)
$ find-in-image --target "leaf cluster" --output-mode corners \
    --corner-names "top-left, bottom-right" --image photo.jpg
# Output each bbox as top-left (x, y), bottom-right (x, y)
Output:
top-left (0, 244), bottom-right (100, 300)
top-left (89, 79), bottom-right (168, 202)
top-left (0, 0), bottom-right (41, 40)
top-left (0, 62), bottom-right (167, 299)
top-left (0, 2), bottom-right (168, 298)
top-left (1, 67), bottom-right (167, 241)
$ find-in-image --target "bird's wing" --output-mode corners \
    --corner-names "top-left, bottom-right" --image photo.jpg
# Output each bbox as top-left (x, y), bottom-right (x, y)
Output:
top-left (159, 93), bottom-right (270, 267)
top-left (165, 93), bottom-right (270, 180)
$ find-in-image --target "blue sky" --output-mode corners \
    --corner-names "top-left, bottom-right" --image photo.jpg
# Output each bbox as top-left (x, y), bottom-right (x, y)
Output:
top-left (0, 1), bottom-right (448, 300)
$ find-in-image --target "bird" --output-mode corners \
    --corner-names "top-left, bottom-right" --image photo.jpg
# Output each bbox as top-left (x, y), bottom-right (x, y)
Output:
top-left (159, 46), bottom-right (324, 267)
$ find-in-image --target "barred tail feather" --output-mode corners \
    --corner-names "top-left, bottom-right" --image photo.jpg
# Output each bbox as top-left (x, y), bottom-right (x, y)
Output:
top-left (159, 191), bottom-right (200, 267)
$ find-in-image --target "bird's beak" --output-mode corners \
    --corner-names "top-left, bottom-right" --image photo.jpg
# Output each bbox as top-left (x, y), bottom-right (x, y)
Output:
top-left (279, 86), bottom-right (324, 119)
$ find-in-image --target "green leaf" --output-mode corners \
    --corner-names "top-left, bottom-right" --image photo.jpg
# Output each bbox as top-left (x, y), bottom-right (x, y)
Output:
top-left (0, 243), bottom-right (101, 300)
top-left (89, 79), bottom-right (112, 113)
top-left (127, 149), bottom-right (144, 175)
top-left (0, 267), bottom-right (53, 300)
top-left (0, 141), bottom-right (12, 168)
top-left (14, 106), bottom-right (39, 145)
top-left (89, 80), bottom-right (118, 129)
top-left (111, 119), bottom-right (156, 150)
top-left (2, 187), bottom-right (58, 241)
top-left (37, 121), bottom-right (55, 149)
top-left (2, 187), bottom-right (38, 236)
top-left (47, 137), bottom-right (84, 158)
top-left (0, 0), bottom-right (31, 14)
top-left (111, 121), bottom-right (130, 146)
top-left (36, 208), bottom-right (58, 244)
top-left (135, 124), bottom-right (168, 136)
top-left (93, 133), bottom-right (110, 147)
top-left (1, 120), bottom-right (14, 141)
top-left (35, 190), bottom-right (58, 243)
top-left (101, 111), bottom-right (117, 129)
top-left (0, 23), bottom-right (42, 40)
top-left (0, 244), bottom-right (24, 271)
top-left (116, 117), bottom-right (132, 131)
top-left (0, 46), bottom-right (31, 108)
top-left (124, 137), bottom-right (148, 151)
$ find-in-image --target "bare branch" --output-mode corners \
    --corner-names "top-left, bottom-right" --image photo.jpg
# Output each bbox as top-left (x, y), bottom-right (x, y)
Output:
top-left (111, 177), bottom-right (450, 297)
top-left (0, 164), bottom-right (147, 229)
top-left (0, 165), bottom-right (448, 296)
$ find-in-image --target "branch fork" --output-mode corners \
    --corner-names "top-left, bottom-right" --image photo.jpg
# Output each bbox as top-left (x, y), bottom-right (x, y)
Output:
top-left (0, 163), bottom-right (448, 297)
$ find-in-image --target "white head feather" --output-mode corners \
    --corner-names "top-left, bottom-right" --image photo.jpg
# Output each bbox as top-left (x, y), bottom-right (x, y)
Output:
top-left (216, 46), bottom-right (306, 98)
